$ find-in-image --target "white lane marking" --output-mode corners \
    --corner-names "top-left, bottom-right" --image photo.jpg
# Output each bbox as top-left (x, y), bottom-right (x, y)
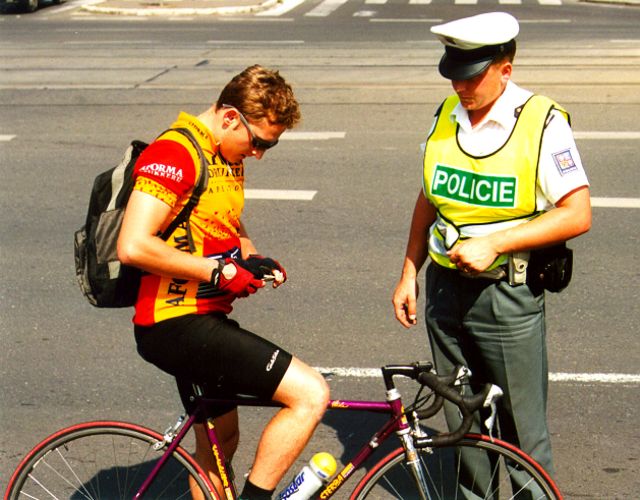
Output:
top-left (206, 40), bottom-right (304, 45)
top-left (316, 367), bottom-right (381, 378)
top-left (216, 17), bottom-right (294, 22)
top-left (71, 15), bottom-right (149, 21)
top-left (550, 373), bottom-right (640, 384)
top-left (306, 0), bottom-right (349, 17)
top-left (281, 131), bottom-right (346, 141)
top-left (518, 19), bottom-right (570, 23)
top-left (591, 198), bottom-right (640, 208)
top-left (409, 0), bottom-right (432, 4)
top-left (315, 367), bottom-right (640, 384)
top-left (257, 0), bottom-right (305, 16)
top-left (354, 10), bottom-right (377, 17)
top-left (53, 0), bottom-right (103, 13)
top-left (370, 18), bottom-right (441, 23)
top-left (574, 131), bottom-right (640, 140)
top-left (63, 40), bottom-right (154, 45)
top-left (245, 189), bottom-right (316, 201)
top-left (376, 18), bottom-right (571, 24)
top-left (0, 135), bottom-right (17, 141)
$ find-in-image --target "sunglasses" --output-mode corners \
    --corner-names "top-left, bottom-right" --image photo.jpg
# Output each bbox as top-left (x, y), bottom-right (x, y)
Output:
top-left (222, 104), bottom-right (279, 151)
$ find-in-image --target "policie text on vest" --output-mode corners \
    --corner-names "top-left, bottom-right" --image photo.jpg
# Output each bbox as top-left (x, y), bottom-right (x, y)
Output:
top-left (431, 164), bottom-right (517, 208)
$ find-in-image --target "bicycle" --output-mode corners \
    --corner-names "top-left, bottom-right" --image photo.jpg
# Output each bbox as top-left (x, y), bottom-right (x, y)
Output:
top-left (4, 361), bottom-right (562, 499)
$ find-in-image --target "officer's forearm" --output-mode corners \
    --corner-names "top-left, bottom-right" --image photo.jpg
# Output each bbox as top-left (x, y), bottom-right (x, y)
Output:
top-left (402, 190), bottom-right (436, 278)
top-left (490, 185), bottom-right (591, 254)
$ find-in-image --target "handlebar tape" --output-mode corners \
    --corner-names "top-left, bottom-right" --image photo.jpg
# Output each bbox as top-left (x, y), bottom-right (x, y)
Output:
top-left (413, 365), bottom-right (462, 420)
top-left (415, 371), bottom-right (494, 447)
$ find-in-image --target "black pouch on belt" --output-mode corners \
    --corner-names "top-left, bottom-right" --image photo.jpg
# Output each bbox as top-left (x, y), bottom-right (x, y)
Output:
top-left (527, 243), bottom-right (573, 294)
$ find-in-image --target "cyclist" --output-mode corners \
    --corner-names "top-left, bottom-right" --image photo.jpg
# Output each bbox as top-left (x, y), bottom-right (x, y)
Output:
top-left (392, 11), bottom-right (591, 489)
top-left (118, 65), bottom-right (329, 499)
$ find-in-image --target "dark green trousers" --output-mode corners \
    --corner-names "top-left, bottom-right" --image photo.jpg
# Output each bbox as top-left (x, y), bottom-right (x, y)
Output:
top-left (425, 263), bottom-right (555, 495)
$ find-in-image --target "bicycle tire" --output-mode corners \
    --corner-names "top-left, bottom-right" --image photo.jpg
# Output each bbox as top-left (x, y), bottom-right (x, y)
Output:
top-left (350, 433), bottom-right (562, 499)
top-left (4, 420), bottom-right (218, 500)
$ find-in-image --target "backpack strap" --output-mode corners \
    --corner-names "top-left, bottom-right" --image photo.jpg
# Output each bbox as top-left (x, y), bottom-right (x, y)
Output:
top-left (158, 127), bottom-right (209, 244)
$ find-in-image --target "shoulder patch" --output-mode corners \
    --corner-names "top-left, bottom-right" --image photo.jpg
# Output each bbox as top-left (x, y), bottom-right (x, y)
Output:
top-left (552, 149), bottom-right (577, 176)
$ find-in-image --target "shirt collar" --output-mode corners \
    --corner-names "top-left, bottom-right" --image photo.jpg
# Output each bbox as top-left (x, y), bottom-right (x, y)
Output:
top-left (175, 112), bottom-right (219, 155)
top-left (449, 80), bottom-right (524, 132)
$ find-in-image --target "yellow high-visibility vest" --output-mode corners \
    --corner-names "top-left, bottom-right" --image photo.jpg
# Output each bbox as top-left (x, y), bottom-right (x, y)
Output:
top-left (423, 94), bottom-right (569, 269)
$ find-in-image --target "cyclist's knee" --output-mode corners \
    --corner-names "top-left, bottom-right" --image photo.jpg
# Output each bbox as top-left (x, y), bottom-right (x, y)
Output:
top-left (277, 358), bottom-right (329, 418)
top-left (305, 369), bottom-right (330, 415)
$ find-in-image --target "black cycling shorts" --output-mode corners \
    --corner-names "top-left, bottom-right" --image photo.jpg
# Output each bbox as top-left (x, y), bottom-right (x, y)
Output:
top-left (134, 313), bottom-right (292, 421)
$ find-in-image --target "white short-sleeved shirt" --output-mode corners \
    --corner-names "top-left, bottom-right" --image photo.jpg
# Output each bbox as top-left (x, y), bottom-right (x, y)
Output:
top-left (421, 81), bottom-right (589, 211)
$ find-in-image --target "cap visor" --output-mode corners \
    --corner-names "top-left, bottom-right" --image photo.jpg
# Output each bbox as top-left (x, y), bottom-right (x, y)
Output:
top-left (439, 55), bottom-right (493, 80)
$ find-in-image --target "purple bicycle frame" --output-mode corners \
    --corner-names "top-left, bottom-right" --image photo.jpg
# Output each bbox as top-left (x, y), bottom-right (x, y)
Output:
top-left (134, 412), bottom-right (205, 499)
top-left (134, 396), bottom-right (407, 499)
top-left (318, 397), bottom-right (408, 497)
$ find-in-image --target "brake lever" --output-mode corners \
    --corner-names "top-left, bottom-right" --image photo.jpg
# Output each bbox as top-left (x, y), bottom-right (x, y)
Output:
top-left (482, 385), bottom-right (503, 439)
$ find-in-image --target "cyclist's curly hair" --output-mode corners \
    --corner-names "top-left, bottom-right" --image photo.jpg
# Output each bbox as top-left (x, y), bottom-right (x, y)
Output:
top-left (217, 65), bottom-right (301, 128)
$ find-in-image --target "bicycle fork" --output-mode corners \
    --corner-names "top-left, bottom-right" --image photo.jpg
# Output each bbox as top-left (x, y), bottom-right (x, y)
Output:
top-left (387, 388), bottom-right (430, 500)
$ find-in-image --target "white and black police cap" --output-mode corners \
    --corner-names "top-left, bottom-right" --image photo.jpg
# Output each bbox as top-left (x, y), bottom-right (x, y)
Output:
top-left (431, 12), bottom-right (520, 81)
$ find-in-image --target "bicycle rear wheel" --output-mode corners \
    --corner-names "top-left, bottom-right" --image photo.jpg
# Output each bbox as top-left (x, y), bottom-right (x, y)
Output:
top-left (5, 420), bottom-right (217, 500)
top-left (350, 434), bottom-right (561, 499)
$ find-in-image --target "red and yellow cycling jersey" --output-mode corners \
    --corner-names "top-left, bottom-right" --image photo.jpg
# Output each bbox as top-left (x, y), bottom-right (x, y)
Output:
top-left (132, 112), bottom-right (244, 326)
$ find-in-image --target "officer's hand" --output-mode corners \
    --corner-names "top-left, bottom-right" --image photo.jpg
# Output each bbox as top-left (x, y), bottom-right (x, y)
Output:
top-left (238, 255), bottom-right (287, 287)
top-left (392, 278), bottom-right (419, 329)
top-left (212, 258), bottom-right (265, 298)
top-left (448, 237), bottom-right (499, 274)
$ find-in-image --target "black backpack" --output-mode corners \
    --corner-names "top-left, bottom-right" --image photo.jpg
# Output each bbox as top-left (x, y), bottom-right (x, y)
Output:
top-left (74, 128), bottom-right (209, 308)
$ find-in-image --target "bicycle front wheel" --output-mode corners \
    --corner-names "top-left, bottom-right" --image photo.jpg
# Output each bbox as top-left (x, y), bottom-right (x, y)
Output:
top-left (350, 434), bottom-right (561, 499)
top-left (5, 420), bottom-right (217, 500)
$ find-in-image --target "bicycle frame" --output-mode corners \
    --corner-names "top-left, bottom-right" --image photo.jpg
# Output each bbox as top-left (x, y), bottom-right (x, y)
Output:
top-left (7, 362), bottom-right (560, 500)
top-left (135, 392), bottom-right (415, 499)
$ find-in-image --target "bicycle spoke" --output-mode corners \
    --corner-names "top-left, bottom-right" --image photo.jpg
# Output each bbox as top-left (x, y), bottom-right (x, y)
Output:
top-left (484, 457), bottom-right (502, 499)
top-left (351, 439), bottom-right (559, 499)
top-left (377, 464), bottom-right (407, 498)
top-left (36, 454), bottom-right (90, 500)
top-left (420, 452), bottom-right (445, 500)
top-left (52, 446), bottom-right (95, 499)
top-left (22, 473), bottom-right (60, 500)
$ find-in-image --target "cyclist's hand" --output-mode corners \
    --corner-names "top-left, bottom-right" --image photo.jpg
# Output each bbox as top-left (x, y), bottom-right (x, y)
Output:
top-left (238, 254), bottom-right (287, 287)
top-left (212, 258), bottom-right (265, 298)
top-left (392, 278), bottom-right (419, 328)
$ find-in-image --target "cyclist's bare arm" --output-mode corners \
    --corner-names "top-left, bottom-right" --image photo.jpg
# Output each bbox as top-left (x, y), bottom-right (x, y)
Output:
top-left (118, 190), bottom-right (220, 281)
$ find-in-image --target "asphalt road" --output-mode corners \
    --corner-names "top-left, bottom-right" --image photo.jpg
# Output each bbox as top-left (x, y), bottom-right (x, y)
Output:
top-left (1, 1), bottom-right (639, 497)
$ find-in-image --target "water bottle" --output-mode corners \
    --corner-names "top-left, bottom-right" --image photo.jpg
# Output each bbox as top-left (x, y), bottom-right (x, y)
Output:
top-left (277, 452), bottom-right (337, 500)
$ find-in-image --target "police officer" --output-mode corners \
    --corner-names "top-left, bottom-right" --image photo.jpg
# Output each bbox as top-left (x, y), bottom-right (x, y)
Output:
top-left (392, 11), bottom-right (591, 490)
